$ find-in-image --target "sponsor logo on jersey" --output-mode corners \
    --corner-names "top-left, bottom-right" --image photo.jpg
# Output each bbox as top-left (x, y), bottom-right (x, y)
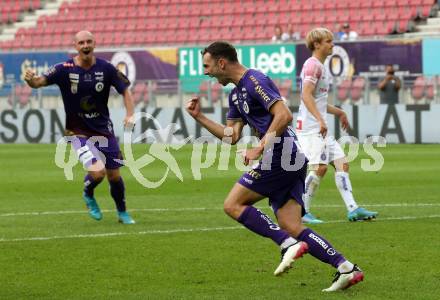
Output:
top-left (243, 100), bottom-right (250, 114)
top-left (69, 73), bottom-right (79, 94)
top-left (79, 96), bottom-right (96, 111)
top-left (255, 85), bottom-right (271, 102)
top-left (249, 75), bottom-right (259, 85)
top-left (247, 169), bottom-right (261, 179)
top-left (231, 93), bottom-right (238, 104)
top-left (95, 72), bottom-right (104, 81)
top-left (84, 73), bottom-right (92, 82)
top-left (95, 82), bottom-right (104, 92)
top-left (243, 177), bottom-right (253, 185)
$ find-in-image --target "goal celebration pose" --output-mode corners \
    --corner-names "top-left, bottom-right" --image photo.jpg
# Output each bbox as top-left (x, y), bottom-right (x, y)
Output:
top-left (186, 41), bottom-right (364, 291)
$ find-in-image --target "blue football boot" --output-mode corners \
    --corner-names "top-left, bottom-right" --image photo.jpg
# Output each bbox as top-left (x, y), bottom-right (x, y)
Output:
top-left (83, 193), bottom-right (102, 221)
top-left (347, 207), bottom-right (377, 221)
top-left (302, 212), bottom-right (324, 224)
top-left (117, 211), bottom-right (136, 224)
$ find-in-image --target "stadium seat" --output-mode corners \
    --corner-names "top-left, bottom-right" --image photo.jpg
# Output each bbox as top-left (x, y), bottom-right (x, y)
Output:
top-left (350, 77), bottom-right (366, 102)
top-left (425, 77), bottom-right (437, 101)
top-left (411, 76), bottom-right (426, 101)
top-left (3, 0), bottom-right (435, 49)
top-left (132, 82), bottom-right (148, 105)
top-left (337, 78), bottom-right (352, 102)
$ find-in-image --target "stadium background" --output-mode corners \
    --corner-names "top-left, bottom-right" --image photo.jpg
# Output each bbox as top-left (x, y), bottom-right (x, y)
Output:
top-left (0, 1), bottom-right (439, 299)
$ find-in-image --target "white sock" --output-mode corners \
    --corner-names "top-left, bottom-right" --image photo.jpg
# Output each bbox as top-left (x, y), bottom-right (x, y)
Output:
top-left (338, 260), bottom-right (355, 273)
top-left (335, 172), bottom-right (358, 213)
top-left (303, 171), bottom-right (321, 213)
top-left (280, 237), bottom-right (298, 249)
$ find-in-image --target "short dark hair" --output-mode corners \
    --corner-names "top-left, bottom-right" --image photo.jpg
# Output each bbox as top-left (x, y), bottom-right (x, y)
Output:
top-left (201, 41), bottom-right (238, 63)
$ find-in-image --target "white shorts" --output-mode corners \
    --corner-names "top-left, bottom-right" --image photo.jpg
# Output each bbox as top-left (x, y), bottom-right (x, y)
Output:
top-left (297, 133), bottom-right (345, 166)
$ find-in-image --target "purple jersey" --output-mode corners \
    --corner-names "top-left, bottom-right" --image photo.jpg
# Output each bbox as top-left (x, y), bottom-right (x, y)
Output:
top-left (227, 69), bottom-right (298, 155)
top-left (43, 58), bottom-right (130, 137)
top-left (230, 69), bottom-right (307, 214)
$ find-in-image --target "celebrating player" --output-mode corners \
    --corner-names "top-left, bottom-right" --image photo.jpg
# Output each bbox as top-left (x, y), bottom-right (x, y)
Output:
top-left (297, 28), bottom-right (378, 224)
top-left (186, 41), bottom-right (364, 291)
top-left (24, 31), bottom-right (135, 224)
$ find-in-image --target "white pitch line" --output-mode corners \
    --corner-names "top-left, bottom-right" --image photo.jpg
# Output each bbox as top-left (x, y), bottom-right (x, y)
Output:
top-left (1, 215), bottom-right (440, 243)
top-left (1, 203), bottom-right (440, 218)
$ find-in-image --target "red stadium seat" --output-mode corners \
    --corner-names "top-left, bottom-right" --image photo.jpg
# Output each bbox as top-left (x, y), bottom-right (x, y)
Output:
top-left (337, 79), bottom-right (352, 102)
top-left (411, 76), bottom-right (426, 101)
top-left (5, 0), bottom-right (426, 48)
top-left (350, 77), bottom-right (366, 102)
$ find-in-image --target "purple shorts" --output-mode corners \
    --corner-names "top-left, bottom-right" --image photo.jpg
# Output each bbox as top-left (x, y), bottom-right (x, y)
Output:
top-left (70, 135), bottom-right (123, 170)
top-left (238, 161), bottom-right (307, 216)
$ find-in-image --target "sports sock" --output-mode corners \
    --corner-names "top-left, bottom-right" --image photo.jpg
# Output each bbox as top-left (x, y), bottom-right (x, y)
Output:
top-left (303, 171), bottom-right (321, 213)
top-left (109, 177), bottom-right (126, 212)
top-left (337, 260), bottom-right (355, 273)
top-left (297, 228), bottom-right (345, 268)
top-left (238, 206), bottom-right (296, 246)
top-left (84, 174), bottom-right (103, 197)
top-left (335, 172), bottom-right (358, 212)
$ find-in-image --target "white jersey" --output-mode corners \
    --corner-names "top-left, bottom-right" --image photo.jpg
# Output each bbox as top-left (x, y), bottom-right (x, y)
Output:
top-left (296, 57), bottom-right (330, 134)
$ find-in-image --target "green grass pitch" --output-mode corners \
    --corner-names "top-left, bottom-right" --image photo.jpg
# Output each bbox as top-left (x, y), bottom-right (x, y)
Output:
top-left (0, 143), bottom-right (439, 299)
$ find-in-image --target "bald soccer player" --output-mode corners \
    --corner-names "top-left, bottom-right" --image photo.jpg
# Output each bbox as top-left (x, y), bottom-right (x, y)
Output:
top-left (25, 31), bottom-right (136, 224)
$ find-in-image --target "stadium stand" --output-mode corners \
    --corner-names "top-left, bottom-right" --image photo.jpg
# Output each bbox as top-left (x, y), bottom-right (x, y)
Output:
top-left (0, 0), bottom-right (437, 50)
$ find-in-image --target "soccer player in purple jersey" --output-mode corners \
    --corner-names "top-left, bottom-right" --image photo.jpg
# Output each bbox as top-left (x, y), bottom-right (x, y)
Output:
top-left (24, 31), bottom-right (135, 224)
top-left (185, 41), bottom-right (364, 291)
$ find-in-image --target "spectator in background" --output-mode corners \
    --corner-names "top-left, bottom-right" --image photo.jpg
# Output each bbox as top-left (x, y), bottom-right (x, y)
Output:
top-left (334, 24), bottom-right (345, 40)
top-left (378, 64), bottom-right (401, 104)
top-left (340, 23), bottom-right (358, 41)
top-left (272, 24), bottom-right (283, 44)
top-left (282, 23), bottom-right (301, 42)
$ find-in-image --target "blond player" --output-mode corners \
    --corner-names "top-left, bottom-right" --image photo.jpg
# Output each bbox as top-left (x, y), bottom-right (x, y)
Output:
top-left (297, 28), bottom-right (378, 224)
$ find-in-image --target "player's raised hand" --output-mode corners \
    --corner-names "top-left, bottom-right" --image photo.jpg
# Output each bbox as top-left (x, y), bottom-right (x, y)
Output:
top-left (186, 97), bottom-right (201, 118)
top-left (24, 69), bottom-right (35, 84)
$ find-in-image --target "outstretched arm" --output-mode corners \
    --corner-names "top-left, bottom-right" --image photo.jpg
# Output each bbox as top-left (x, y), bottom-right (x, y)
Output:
top-left (24, 69), bottom-right (48, 88)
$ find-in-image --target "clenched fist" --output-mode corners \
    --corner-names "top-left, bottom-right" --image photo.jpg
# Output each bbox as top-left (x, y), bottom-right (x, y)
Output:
top-left (186, 97), bottom-right (201, 118)
top-left (24, 69), bottom-right (36, 83)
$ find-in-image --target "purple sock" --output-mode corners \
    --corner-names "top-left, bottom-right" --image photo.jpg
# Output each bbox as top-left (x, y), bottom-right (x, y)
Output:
top-left (84, 174), bottom-right (102, 197)
top-left (297, 228), bottom-right (345, 268)
top-left (109, 177), bottom-right (126, 212)
top-left (237, 206), bottom-right (291, 246)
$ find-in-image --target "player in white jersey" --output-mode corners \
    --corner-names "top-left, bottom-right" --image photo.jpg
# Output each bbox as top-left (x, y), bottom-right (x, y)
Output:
top-left (296, 28), bottom-right (378, 223)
